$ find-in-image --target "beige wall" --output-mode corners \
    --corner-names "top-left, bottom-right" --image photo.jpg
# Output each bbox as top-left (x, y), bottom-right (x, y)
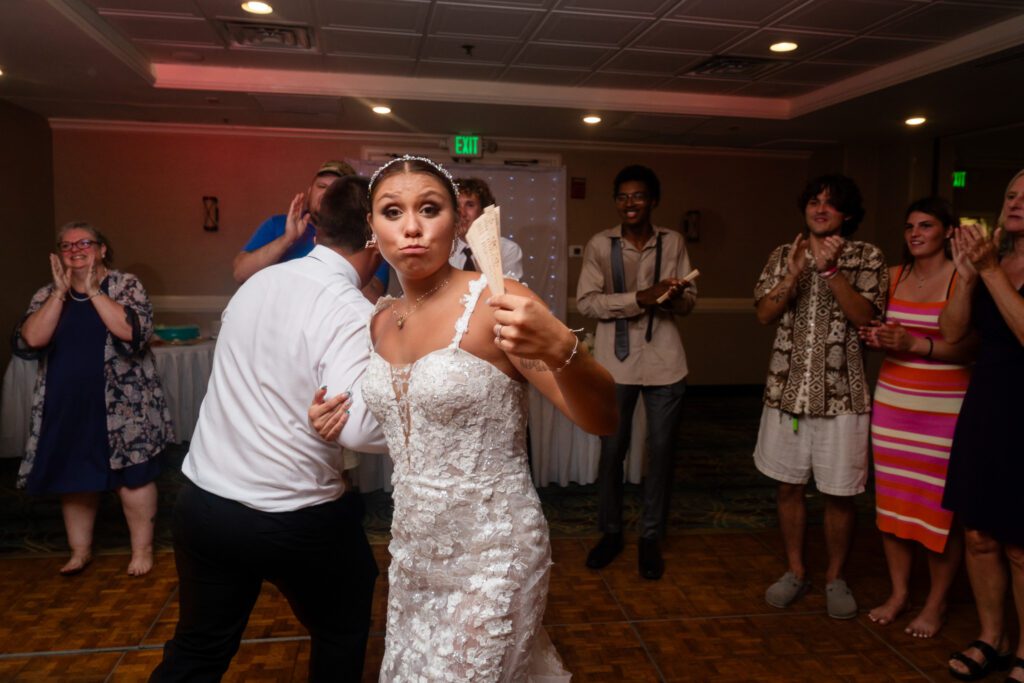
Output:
top-left (1, 101), bottom-right (54, 368)
top-left (49, 123), bottom-right (938, 384)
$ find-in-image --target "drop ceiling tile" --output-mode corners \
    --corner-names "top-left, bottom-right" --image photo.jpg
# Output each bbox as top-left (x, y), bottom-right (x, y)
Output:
top-left (775, 0), bottom-right (918, 33)
top-left (88, 0), bottom-right (200, 16)
top-left (554, 0), bottom-right (669, 15)
top-left (104, 15), bottom-right (223, 46)
top-left (762, 61), bottom-right (870, 85)
top-left (670, 0), bottom-right (802, 24)
top-left (444, 0), bottom-right (551, 7)
top-left (656, 77), bottom-right (748, 94)
top-left (816, 37), bottom-right (937, 64)
top-left (535, 13), bottom-right (647, 46)
top-left (430, 4), bottom-right (543, 40)
top-left (875, 3), bottom-right (1021, 39)
top-left (320, 29), bottom-right (420, 58)
top-left (724, 30), bottom-right (849, 60)
top-left (633, 21), bottom-right (747, 53)
top-left (515, 43), bottom-right (614, 68)
top-left (579, 71), bottom-right (673, 89)
top-left (323, 54), bottom-right (416, 76)
top-left (421, 37), bottom-right (519, 64)
top-left (500, 66), bottom-right (588, 86)
top-left (602, 49), bottom-right (703, 74)
top-left (415, 61), bottom-right (504, 80)
top-left (315, 0), bottom-right (429, 33)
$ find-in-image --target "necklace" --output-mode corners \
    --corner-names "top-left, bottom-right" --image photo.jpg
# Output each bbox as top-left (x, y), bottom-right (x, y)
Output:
top-left (392, 278), bottom-right (450, 329)
top-left (68, 289), bottom-right (95, 302)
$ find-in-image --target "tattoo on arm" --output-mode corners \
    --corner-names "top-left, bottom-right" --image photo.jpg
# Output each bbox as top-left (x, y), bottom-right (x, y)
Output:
top-left (517, 357), bottom-right (554, 372)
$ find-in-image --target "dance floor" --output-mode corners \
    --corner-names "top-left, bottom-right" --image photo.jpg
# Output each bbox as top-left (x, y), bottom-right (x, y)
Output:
top-left (0, 387), bottom-right (1005, 681)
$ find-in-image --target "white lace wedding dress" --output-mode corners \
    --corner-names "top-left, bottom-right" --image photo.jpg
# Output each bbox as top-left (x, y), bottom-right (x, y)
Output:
top-left (362, 276), bottom-right (570, 682)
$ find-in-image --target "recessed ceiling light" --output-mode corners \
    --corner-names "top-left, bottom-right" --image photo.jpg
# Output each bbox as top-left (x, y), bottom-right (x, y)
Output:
top-left (0, 67), bottom-right (4, 77)
top-left (241, 2), bottom-right (273, 14)
top-left (770, 41), bottom-right (798, 53)
top-left (905, 116), bottom-right (927, 126)
top-left (582, 115), bottom-right (601, 125)
top-left (372, 105), bottom-right (391, 115)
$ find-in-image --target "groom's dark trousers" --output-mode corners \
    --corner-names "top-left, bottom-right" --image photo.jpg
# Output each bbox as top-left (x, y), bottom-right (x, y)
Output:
top-left (149, 479), bottom-right (377, 683)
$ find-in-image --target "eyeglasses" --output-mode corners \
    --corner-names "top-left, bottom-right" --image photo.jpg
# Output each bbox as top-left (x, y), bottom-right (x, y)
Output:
top-left (58, 239), bottom-right (100, 252)
top-left (614, 192), bottom-right (649, 203)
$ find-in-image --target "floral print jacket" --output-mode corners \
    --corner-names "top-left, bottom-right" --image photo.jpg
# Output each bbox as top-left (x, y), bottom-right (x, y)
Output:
top-left (12, 270), bottom-right (173, 487)
top-left (754, 240), bottom-right (888, 416)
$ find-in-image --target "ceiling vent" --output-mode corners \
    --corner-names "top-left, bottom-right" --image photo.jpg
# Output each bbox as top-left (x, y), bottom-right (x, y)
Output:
top-left (688, 56), bottom-right (776, 77)
top-left (222, 21), bottom-right (314, 51)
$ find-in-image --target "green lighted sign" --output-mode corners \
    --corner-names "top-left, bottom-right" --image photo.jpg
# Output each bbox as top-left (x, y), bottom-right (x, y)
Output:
top-left (953, 171), bottom-right (967, 188)
top-left (451, 135), bottom-right (482, 158)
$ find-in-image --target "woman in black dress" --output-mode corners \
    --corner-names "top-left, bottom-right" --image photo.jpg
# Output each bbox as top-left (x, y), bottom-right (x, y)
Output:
top-left (940, 169), bottom-right (1024, 682)
top-left (14, 222), bottom-right (173, 576)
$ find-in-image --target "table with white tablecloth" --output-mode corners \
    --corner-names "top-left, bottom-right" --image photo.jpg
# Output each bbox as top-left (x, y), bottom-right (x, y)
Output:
top-left (0, 340), bottom-right (216, 458)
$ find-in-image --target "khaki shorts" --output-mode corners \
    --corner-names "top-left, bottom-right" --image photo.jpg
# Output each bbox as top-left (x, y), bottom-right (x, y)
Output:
top-left (753, 406), bottom-right (869, 496)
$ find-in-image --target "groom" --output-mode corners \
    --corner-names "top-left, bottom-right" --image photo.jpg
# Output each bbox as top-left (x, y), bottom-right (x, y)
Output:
top-left (150, 176), bottom-right (386, 682)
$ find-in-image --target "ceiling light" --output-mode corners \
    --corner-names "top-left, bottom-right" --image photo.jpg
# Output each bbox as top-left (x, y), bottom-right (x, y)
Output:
top-left (372, 105), bottom-right (391, 115)
top-left (241, 2), bottom-right (273, 14)
top-left (905, 116), bottom-right (927, 126)
top-left (770, 41), bottom-right (798, 53)
top-left (582, 115), bottom-right (601, 125)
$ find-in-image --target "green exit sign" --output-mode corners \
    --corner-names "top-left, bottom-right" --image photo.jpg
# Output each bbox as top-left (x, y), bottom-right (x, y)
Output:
top-left (451, 135), bottom-right (482, 158)
top-left (953, 171), bottom-right (967, 188)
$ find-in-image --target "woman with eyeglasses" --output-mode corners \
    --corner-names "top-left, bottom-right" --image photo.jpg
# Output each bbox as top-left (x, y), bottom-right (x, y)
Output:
top-left (13, 221), bottom-right (172, 576)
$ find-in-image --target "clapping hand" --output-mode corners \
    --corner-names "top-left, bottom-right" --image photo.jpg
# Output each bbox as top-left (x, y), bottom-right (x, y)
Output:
top-left (285, 192), bottom-right (310, 244)
top-left (952, 223), bottom-right (1000, 281)
top-left (308, 386), bottom-right (352, 442)
top-left (859, 319), bottom-right (913, 352)
top-left (49, 253), bottom-right (70, 298)
top-left (786, 234), bottom-right (809, 278)
top-left (811, 234), bottom-right (844, 273)
top-left (82, 251), bottom-right (103, 297)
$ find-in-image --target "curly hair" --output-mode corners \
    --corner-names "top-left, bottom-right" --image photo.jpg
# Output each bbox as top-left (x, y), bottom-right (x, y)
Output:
top-left (797, 174), bottom-right (865, 236)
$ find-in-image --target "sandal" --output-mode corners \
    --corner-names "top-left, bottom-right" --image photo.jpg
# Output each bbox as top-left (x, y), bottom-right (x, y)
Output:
top-left (1006, 657), bottom-right (1024, 683)
top-left (948, 640), bottom-right (1011, 681)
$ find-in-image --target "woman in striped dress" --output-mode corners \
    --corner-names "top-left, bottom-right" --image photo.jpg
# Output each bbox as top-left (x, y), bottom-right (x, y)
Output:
top-left (859, 197), bottom-right (975, 638)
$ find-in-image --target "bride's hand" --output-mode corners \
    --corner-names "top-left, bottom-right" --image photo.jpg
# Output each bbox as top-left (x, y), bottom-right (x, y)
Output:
top-left (308, 386), bottom-right (352, 442)
top-left (489, 293), bottom-right (576, 371)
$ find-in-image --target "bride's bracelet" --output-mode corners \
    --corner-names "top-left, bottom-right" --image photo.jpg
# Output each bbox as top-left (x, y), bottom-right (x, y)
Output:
top-left (518, 328), bottom-right (585, 373)
top-left (552, 328), bottom-right (585, 373)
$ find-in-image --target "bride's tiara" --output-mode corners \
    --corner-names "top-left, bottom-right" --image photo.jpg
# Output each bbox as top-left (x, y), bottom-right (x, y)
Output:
top-left (368, 154), bottom-right (460, 200)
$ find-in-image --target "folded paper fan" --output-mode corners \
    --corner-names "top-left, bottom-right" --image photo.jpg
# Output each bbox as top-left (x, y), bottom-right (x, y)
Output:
top-left (465, 204), bottom-right (506, 297)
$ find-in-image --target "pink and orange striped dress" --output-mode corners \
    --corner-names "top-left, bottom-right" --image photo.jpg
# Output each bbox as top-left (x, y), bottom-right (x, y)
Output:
top-left (871, 271), bottom-right (970, 553)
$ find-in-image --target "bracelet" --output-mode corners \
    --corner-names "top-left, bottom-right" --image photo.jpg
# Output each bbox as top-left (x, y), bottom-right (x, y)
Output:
top-left (924, 336), bottom-right (934, 359)
top-left (553, 327), bottom-right (585, 373)
top-left (50, 292), bottom-right (65, 302)
top-left (817, 266), bottom-right (839, 280)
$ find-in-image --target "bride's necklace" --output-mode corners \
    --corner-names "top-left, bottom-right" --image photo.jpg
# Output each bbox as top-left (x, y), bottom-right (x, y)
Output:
top-left (392, 278), bottom-right (450, 329)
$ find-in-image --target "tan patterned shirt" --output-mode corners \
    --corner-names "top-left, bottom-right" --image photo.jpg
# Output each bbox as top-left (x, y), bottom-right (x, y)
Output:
top-left (754, 240), bottom-right (888, 416)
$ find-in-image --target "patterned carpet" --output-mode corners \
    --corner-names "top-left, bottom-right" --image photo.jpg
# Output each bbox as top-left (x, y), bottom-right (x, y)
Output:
top-left (0, 385), bottom-right (877, 554)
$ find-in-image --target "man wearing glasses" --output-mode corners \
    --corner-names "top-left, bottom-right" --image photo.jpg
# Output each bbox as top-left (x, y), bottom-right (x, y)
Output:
top-left (576, 165), bottom-right (697, 580)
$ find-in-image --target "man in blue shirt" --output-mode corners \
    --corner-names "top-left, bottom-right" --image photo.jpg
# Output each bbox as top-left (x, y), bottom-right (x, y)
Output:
top-left (232, 161), bottom-right (388, 298)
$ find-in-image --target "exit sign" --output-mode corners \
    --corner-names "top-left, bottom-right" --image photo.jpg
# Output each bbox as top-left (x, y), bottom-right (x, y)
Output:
top-left (450, 135), bottom-right (482, 158)
top-left (953, 171), bottom-right (967, 188)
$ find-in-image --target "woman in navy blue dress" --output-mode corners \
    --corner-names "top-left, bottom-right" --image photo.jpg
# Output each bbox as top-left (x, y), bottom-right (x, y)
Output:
top-left (14, 222), bottom-right (172, 576)
top-left (940, 170), bottom-right (1024, 682)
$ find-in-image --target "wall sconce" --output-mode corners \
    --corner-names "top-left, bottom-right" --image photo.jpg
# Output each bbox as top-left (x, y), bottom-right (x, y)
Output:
top-left (203, 196), bottom-right (219, 232)
top-left (683, 210), bottom-right (701, 242)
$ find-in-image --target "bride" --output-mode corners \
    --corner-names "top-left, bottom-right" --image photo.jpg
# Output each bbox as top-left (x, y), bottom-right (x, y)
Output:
top-left (315, 155), bottom-right (616, 681)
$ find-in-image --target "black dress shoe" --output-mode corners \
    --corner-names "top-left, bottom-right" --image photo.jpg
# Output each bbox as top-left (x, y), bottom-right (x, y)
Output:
top-left (638, 537), bottom-right (664, 580)
top-left (585, 533), bottom-right (624, 569)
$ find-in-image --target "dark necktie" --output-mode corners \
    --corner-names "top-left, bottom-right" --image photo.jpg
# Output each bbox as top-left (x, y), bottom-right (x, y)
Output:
top-left (610, 237), bottom-right (629, 361)
top-left (462, 247), bottom-right (476, 271)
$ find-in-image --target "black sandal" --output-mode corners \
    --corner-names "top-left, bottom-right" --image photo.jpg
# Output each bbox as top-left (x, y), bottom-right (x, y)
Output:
top-left (948, 640), bottom-right (1011, 682)
top-left (1005, 656), bottom-right (1024, 683)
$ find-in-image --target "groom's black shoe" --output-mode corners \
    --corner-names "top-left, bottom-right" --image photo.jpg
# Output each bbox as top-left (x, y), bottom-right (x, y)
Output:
top-left (638, 537), bottom-right (664, 580)
top-left (586, 532), bottom-right (624, 569)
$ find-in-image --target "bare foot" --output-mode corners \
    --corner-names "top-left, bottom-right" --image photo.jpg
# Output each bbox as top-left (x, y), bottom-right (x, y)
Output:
top-left (127, 548), bottom-right (153, 577)
top-left (867, 594), bottom-right (907, 626)
top-left (59, 553), bottom-right (92, 576)
top-left (905, 604), bottom-right (946, 638)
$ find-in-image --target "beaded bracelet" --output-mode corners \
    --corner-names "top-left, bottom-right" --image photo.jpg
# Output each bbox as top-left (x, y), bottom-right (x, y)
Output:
top-left (553, 328), bottom-right (585, 372)
top-left (817, 266), bottom-right (839, 280)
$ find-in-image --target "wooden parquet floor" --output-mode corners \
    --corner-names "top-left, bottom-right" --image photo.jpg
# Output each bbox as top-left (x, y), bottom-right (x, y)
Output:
top-left (0, 526), bottom-right (1000, 682)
